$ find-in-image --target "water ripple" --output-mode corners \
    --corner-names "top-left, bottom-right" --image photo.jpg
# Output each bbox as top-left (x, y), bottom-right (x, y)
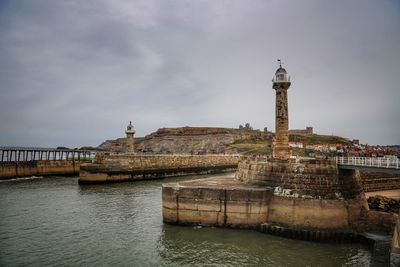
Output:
top-left (0, 175), bottom-right (373, 266)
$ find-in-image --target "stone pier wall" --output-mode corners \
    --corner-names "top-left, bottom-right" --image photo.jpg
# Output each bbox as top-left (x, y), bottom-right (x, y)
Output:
top-left (79, 154), bottom-right (240, 183)
top-left (236, 157), bottom-right (400, 194)
top-left (162, 177), bottom-right (273, 228)
top-left (267, 196), bottom-right (350, 229)
top-left (360, 172), bottom-right (400, 192)
top-left (236, 158), bottom-right (341, 199)
top-left (162, 177), bottom-right (363, 230)
top-left (0, 160), bottom-right (84, 179)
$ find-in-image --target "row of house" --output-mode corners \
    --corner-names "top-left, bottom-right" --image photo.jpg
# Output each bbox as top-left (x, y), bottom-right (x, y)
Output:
top-left (288, 141), bottom-right (399, 157)
top-left (289, 142), bottom-right (345, 152)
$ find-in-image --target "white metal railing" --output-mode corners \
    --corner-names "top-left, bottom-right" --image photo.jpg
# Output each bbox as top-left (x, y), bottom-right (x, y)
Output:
top-left (336, 156), bottom-right (399, 169)
top-left (272, 76), bottom-right (291, 83)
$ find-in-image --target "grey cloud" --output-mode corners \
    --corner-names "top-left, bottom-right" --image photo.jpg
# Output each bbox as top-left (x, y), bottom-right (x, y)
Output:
top-left (0, 0), bottom-right (399, 147)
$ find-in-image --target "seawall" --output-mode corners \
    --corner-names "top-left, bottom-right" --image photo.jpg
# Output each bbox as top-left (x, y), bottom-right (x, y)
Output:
top-left (0, 160), bottom-right (85, 179)
top-left (79, 154), bottom-right (240, 184)
top-left (361, 172), bottom-right (400, 192)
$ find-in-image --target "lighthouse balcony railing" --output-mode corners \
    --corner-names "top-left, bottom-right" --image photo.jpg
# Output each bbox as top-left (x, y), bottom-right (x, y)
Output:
top-left (272, 76), bottom-right (291, 83)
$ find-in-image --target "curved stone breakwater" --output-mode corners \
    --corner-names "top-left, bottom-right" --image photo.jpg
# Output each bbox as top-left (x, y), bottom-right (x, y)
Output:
top-left (79, 153), bottom-right (239, 184)
top-left (163, 157), bottom-right (369, 229)
top-left (162, 156), bottom-right (400, 264)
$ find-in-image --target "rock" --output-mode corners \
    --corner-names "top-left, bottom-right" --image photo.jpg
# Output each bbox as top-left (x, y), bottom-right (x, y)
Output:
top-left (368, 195), bottom-right (400, 213)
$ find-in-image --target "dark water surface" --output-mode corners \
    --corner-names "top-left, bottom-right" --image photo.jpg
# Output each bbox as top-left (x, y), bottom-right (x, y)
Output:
top-left (0, 174), bottom-right (372, 266)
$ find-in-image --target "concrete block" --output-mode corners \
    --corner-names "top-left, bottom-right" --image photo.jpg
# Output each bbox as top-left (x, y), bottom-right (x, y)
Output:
top-left (178, 209), bottom-right (201, 224)
top-left (162, 196), bottom-right (177, 209)
top-left (248, 189), bottom-right (273, 202)
top-left (249, 201), bottom-right (268, 214)
top-left (197, 199), bottom-right (221, 212)
top-left (200, 188), bottom-right (224, 200)
top-left (217, 212), bottom-right (226, 225)
top-left (199, 211), bottom-right (220, 225)
top-left (293, 204), bottom-right (348, 229)
top-left (162, 186), bottom-right (178, 197)
top-left (225, 212), bottom-right (248, 225)
top-left (178, 187), bottom-right (201, 198)
top-left (178, 197), bottom-right (198, 211)
top-left (226, 200), bottom-right (250, 213)
top-left (162, 207), bottom-right (178, 223)
top-left (267, 199), bottom-right (295, 225)
top-left (226, 189), bottom-right (249, 201)
top-left (247, 213), bottom-right (267, 225)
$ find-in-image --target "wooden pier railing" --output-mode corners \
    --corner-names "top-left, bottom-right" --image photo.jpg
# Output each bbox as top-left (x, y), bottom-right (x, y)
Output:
top-left (0, 146), bottom-right (97, 162)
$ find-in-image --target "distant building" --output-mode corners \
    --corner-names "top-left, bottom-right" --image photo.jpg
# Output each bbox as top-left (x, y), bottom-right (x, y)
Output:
top-left (289, 142), bottom-right (303, 148)
top-left (289, 127), bottom-right (313, 135)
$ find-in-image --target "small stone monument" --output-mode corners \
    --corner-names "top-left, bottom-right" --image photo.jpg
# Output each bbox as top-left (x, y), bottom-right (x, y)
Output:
top-left (125, 121), bottom-right (135, 155)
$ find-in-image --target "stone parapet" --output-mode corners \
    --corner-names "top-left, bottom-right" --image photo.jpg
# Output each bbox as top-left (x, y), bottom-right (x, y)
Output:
top-left (79, 154), bottom-right (240, 184)
top-left (0, 160), bottom-right (83, 179)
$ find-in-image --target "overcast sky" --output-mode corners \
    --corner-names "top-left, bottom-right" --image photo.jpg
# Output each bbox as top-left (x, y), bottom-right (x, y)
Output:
top-left (0, 0), bottom-right (399, 147)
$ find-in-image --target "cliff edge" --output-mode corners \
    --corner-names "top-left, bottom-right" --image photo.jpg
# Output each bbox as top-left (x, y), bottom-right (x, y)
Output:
top-left (97, 126), bottom-right (350, 155)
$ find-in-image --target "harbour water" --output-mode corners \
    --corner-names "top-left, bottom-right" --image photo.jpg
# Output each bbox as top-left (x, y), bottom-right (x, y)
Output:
top-left (0, 174), bottom-right (372, 266)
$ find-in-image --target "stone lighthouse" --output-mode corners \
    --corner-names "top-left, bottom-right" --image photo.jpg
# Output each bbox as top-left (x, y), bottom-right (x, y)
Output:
top-left (125, 121), bottom-right (135, 155)
top-left (272, 60), bottom-right (292, 159)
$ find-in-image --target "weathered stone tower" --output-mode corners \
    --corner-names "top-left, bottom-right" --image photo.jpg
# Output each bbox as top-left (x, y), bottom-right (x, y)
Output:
top-left (125, 121), bottom-right (135, 155)
top-left (272, 61), bottom-right (291, 159)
